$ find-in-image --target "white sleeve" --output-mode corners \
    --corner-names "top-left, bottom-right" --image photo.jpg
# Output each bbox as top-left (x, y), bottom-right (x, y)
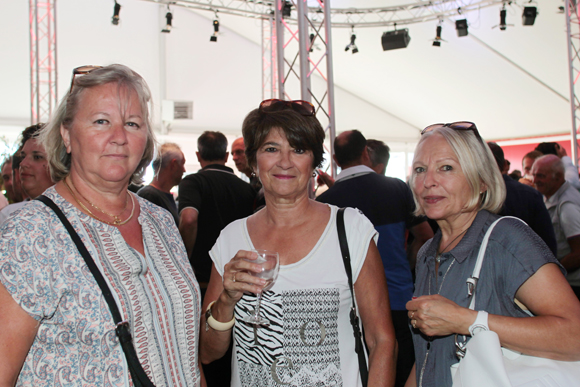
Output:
top-left (559, 201), bottom-right (580, 239)
top-left (562, 156), bottom-right (580, 190)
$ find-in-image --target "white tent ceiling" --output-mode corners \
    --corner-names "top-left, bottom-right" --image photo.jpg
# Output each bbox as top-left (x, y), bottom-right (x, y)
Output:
top-left (0, 0), bottom-right (572, 170)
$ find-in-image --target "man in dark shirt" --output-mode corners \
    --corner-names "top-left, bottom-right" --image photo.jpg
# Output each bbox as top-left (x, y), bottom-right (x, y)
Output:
top-left (487, 142), bottom-right (557, 256)
top-left (137, 142), bottom-right (185, 225)
top-left (179, 131), bottom-right (255, 289)
top-left (317, 130), bottom-right (433, 387)
top-left (178, 131), bottom-right (255, 387)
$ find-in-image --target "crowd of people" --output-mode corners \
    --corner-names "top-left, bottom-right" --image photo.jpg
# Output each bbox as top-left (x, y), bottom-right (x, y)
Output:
top-left (1, 63), bottom-right (580, 387)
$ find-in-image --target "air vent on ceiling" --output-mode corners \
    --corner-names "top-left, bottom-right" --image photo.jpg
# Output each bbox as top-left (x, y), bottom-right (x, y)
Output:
top-left (162, 100), bottom-right (193, 121)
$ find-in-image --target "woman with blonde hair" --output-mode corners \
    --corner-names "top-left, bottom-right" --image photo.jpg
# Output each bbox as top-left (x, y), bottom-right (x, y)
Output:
top-left (0, 64), bottom-right (202, 386)
top-left (405, 122), bottom-right (580, 387)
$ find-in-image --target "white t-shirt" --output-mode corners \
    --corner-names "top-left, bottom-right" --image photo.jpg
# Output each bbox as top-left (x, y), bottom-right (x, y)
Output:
top-left (210, 205), bottom-right (377, 387)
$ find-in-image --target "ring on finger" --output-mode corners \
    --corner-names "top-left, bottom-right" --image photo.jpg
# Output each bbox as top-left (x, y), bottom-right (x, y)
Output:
top-left (232, 272), bottom-right (237, 283)
top-left (410, 311), bottom-right (415, 319)
top-left (412, 319), bottom-right (417, 329)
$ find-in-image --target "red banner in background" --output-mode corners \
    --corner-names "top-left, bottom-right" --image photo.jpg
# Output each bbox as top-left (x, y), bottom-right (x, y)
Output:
top-left (495, 134), bottom-right (578, 174)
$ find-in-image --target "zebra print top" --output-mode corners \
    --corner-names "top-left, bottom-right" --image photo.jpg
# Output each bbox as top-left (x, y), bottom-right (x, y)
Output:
top-left (210, 204), bottom-right (378, 387)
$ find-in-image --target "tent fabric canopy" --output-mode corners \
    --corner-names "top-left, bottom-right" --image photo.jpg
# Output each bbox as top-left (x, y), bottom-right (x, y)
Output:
top-left (0, 0), bottom-right (572, 164)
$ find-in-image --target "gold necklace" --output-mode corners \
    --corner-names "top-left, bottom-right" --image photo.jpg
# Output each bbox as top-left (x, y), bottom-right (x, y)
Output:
top-left (64, 178), bottom-right (135, 226)
top-left (435, 228), bottom-right (468, 263)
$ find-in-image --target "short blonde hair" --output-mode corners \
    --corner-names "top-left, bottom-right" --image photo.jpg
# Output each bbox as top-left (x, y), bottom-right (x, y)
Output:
top-left (39, 64), bottom-right (156, 185)
top-left (409, 126), bottom-right (506, 216)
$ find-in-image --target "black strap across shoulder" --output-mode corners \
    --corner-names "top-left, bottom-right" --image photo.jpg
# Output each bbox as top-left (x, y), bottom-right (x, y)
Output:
top-left (36, 195), bottom-right (156, 387)
top-left (337, 207), bottom-right (369, 387)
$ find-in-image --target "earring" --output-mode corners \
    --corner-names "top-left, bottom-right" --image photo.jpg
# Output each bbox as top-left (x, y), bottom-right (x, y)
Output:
top-left (312, 171), bottom-right (316, 177)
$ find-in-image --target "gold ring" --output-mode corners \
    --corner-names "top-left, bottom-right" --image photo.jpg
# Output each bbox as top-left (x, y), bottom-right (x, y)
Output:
top-left (232, 272), bottom-right (237, 283)
top-left (412, 320), bottom-right (417, 329)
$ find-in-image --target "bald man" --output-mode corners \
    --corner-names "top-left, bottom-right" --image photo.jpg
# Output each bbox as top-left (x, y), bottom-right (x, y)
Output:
top-left (532, 154), bottom-right (580, 299)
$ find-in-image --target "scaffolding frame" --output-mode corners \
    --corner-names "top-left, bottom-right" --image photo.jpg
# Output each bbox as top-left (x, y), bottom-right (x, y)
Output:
top-left (29, 0), bottom-right (58, 125)
top-left (270, 0), bottom-right (337, 177)
top-left (566, 0), bottom-right (580, 167)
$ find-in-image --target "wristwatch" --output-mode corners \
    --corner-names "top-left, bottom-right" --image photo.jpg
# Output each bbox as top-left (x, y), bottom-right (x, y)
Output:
top-left (468, 310), bottom-right (489, 336)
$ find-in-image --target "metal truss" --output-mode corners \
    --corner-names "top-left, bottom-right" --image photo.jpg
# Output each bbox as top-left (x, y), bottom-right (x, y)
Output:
top-left (566, 0), bottom-right (580, 167)
top-left (30, 0), bottom-right (58, 125)
top-left (142, 0), bottom-right (505, 28)
top-left (270, 0), bottom-right (337, 178)
top-left (262, 14), bottom-right (277, 100)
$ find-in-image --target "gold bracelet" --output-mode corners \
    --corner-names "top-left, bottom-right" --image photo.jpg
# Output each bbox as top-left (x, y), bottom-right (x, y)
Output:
top-left (205, 301), bottom-right (235, 332)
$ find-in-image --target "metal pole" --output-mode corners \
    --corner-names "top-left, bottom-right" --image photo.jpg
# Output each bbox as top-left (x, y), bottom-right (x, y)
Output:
top-left (296, 0), bottom-right (310, 101)
top-left (53, 0), bottom-right (58, 111)
top-left (324, 0), bottom-right (337, 178)
top-left (275, 0), bottom-right (285, 99)
top-left (566, 0), bottom-right (579, 167)
top-left (270, 14), bottom-right (276, 99)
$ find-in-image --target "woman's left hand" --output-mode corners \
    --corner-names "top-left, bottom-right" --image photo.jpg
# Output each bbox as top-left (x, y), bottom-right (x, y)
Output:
top-left (406, 295), bottom-right (475, 337)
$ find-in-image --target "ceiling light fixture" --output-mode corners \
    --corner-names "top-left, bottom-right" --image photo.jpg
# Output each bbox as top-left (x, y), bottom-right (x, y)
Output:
top-left (112, 1), bottom-right (121, 26)
top-left (161, 9), bottom-right (173, 33)
top-left (522, 6), bottom-right (537, 25)
top-left (282, 1), bottom-right (292, 18)
top-left (210, 18), bottom-right (219, 42)
top-left (381, 24), bottom-right (411, 51)
top-left (455, 19), bottom-right (468, 37)
top-left (345, 26), bottom-right (359, 54)
top-left (432, 24), bottom-right (445, 47)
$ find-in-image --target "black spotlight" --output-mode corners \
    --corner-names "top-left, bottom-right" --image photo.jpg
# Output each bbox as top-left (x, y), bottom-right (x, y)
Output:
top-left (433, 25), bottom-right (443, 47)
top-left (282, 1), bottom-right (292, 18)
top-left (499, 8), bottom-right (508, 30)
top-left (210, 19), bottom-right (219, 42)
top-left (455, 19), bottom-right (468, 37)
top-left (381, 28), bottom-right (410, 51)
top-left (522, 6), bottom-right (537, 25)
top-left (112, 1), bottom-right (121, 26)
top-left (161, 11), bottom-right (173, 33)
top-left (345, 28), bottom-right (358, 54)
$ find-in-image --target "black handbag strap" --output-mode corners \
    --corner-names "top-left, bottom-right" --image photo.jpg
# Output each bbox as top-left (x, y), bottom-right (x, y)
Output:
top-left (337, 207), bottom-right (369, 387)
top-left (36, 195), bottom-right (155, 387)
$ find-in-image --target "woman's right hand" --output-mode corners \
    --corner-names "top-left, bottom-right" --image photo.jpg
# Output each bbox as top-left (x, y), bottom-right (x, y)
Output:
top-left (222, 250), bottom-right (267, 304)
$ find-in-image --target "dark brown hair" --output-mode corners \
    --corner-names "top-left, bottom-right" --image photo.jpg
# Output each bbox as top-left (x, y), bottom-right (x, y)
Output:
top-left (242, 107), bottom-right (325, 170)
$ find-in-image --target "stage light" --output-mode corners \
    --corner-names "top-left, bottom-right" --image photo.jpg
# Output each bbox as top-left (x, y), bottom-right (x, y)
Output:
top-left (432, 25), bottom-right (443, 47)
top-left (499, 8), bottom-right (508, 30)
top-left (522, 6), bottom-right (537, 25)
top-left (345, 27), bottom-right (358, 54)
top-left (455, 19), bottom-right (468, 37)
top-left (161, 11), bottom-right (172, 33)
top-left (112, 1), bottom-right (121, 26)
top-left (210, 19), bottom-right (219, 42)
top-left (282, 1), bottom-right (292, 18)
top-left (381, 28), bottom-right (411, 51)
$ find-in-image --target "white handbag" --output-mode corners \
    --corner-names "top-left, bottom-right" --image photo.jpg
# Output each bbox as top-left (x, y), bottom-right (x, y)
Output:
top-left (450, 217), bottom-right (580, 387)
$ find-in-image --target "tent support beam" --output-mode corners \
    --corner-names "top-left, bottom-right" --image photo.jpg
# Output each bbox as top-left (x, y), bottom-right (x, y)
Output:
top-left (566, 0), bottom-right (580, 167)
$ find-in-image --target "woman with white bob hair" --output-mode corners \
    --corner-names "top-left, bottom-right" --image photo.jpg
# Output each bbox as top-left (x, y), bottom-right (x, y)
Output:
top-left (0, 64), bottom-right (202, 386)
top-left (404, 122), bottom-right (580, 387)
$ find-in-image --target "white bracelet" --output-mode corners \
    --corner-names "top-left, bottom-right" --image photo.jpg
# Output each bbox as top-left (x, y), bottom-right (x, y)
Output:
top-left (468, 310), bottom-right (489, 336)
top-left (205, 301), bottom-right (235, 332)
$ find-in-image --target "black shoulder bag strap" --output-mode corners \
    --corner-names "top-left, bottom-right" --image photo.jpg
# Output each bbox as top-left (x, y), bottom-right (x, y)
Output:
top-left (337, 207), bottom-right (369, 387)
top-left (36, 195), bottom-right (156, 387)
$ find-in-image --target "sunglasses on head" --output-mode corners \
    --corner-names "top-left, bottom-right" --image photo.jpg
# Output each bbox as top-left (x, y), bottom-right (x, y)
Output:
top-left (259, 99), bottom-right (315, 117)
top-left (421, 121), bottom-right (482, 142)
top-left (69, 65), bottom-right (103, 94)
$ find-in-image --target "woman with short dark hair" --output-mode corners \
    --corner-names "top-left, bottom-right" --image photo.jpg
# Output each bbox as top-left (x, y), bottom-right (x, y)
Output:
top-left (200, 99), bottom-right (397, 387)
